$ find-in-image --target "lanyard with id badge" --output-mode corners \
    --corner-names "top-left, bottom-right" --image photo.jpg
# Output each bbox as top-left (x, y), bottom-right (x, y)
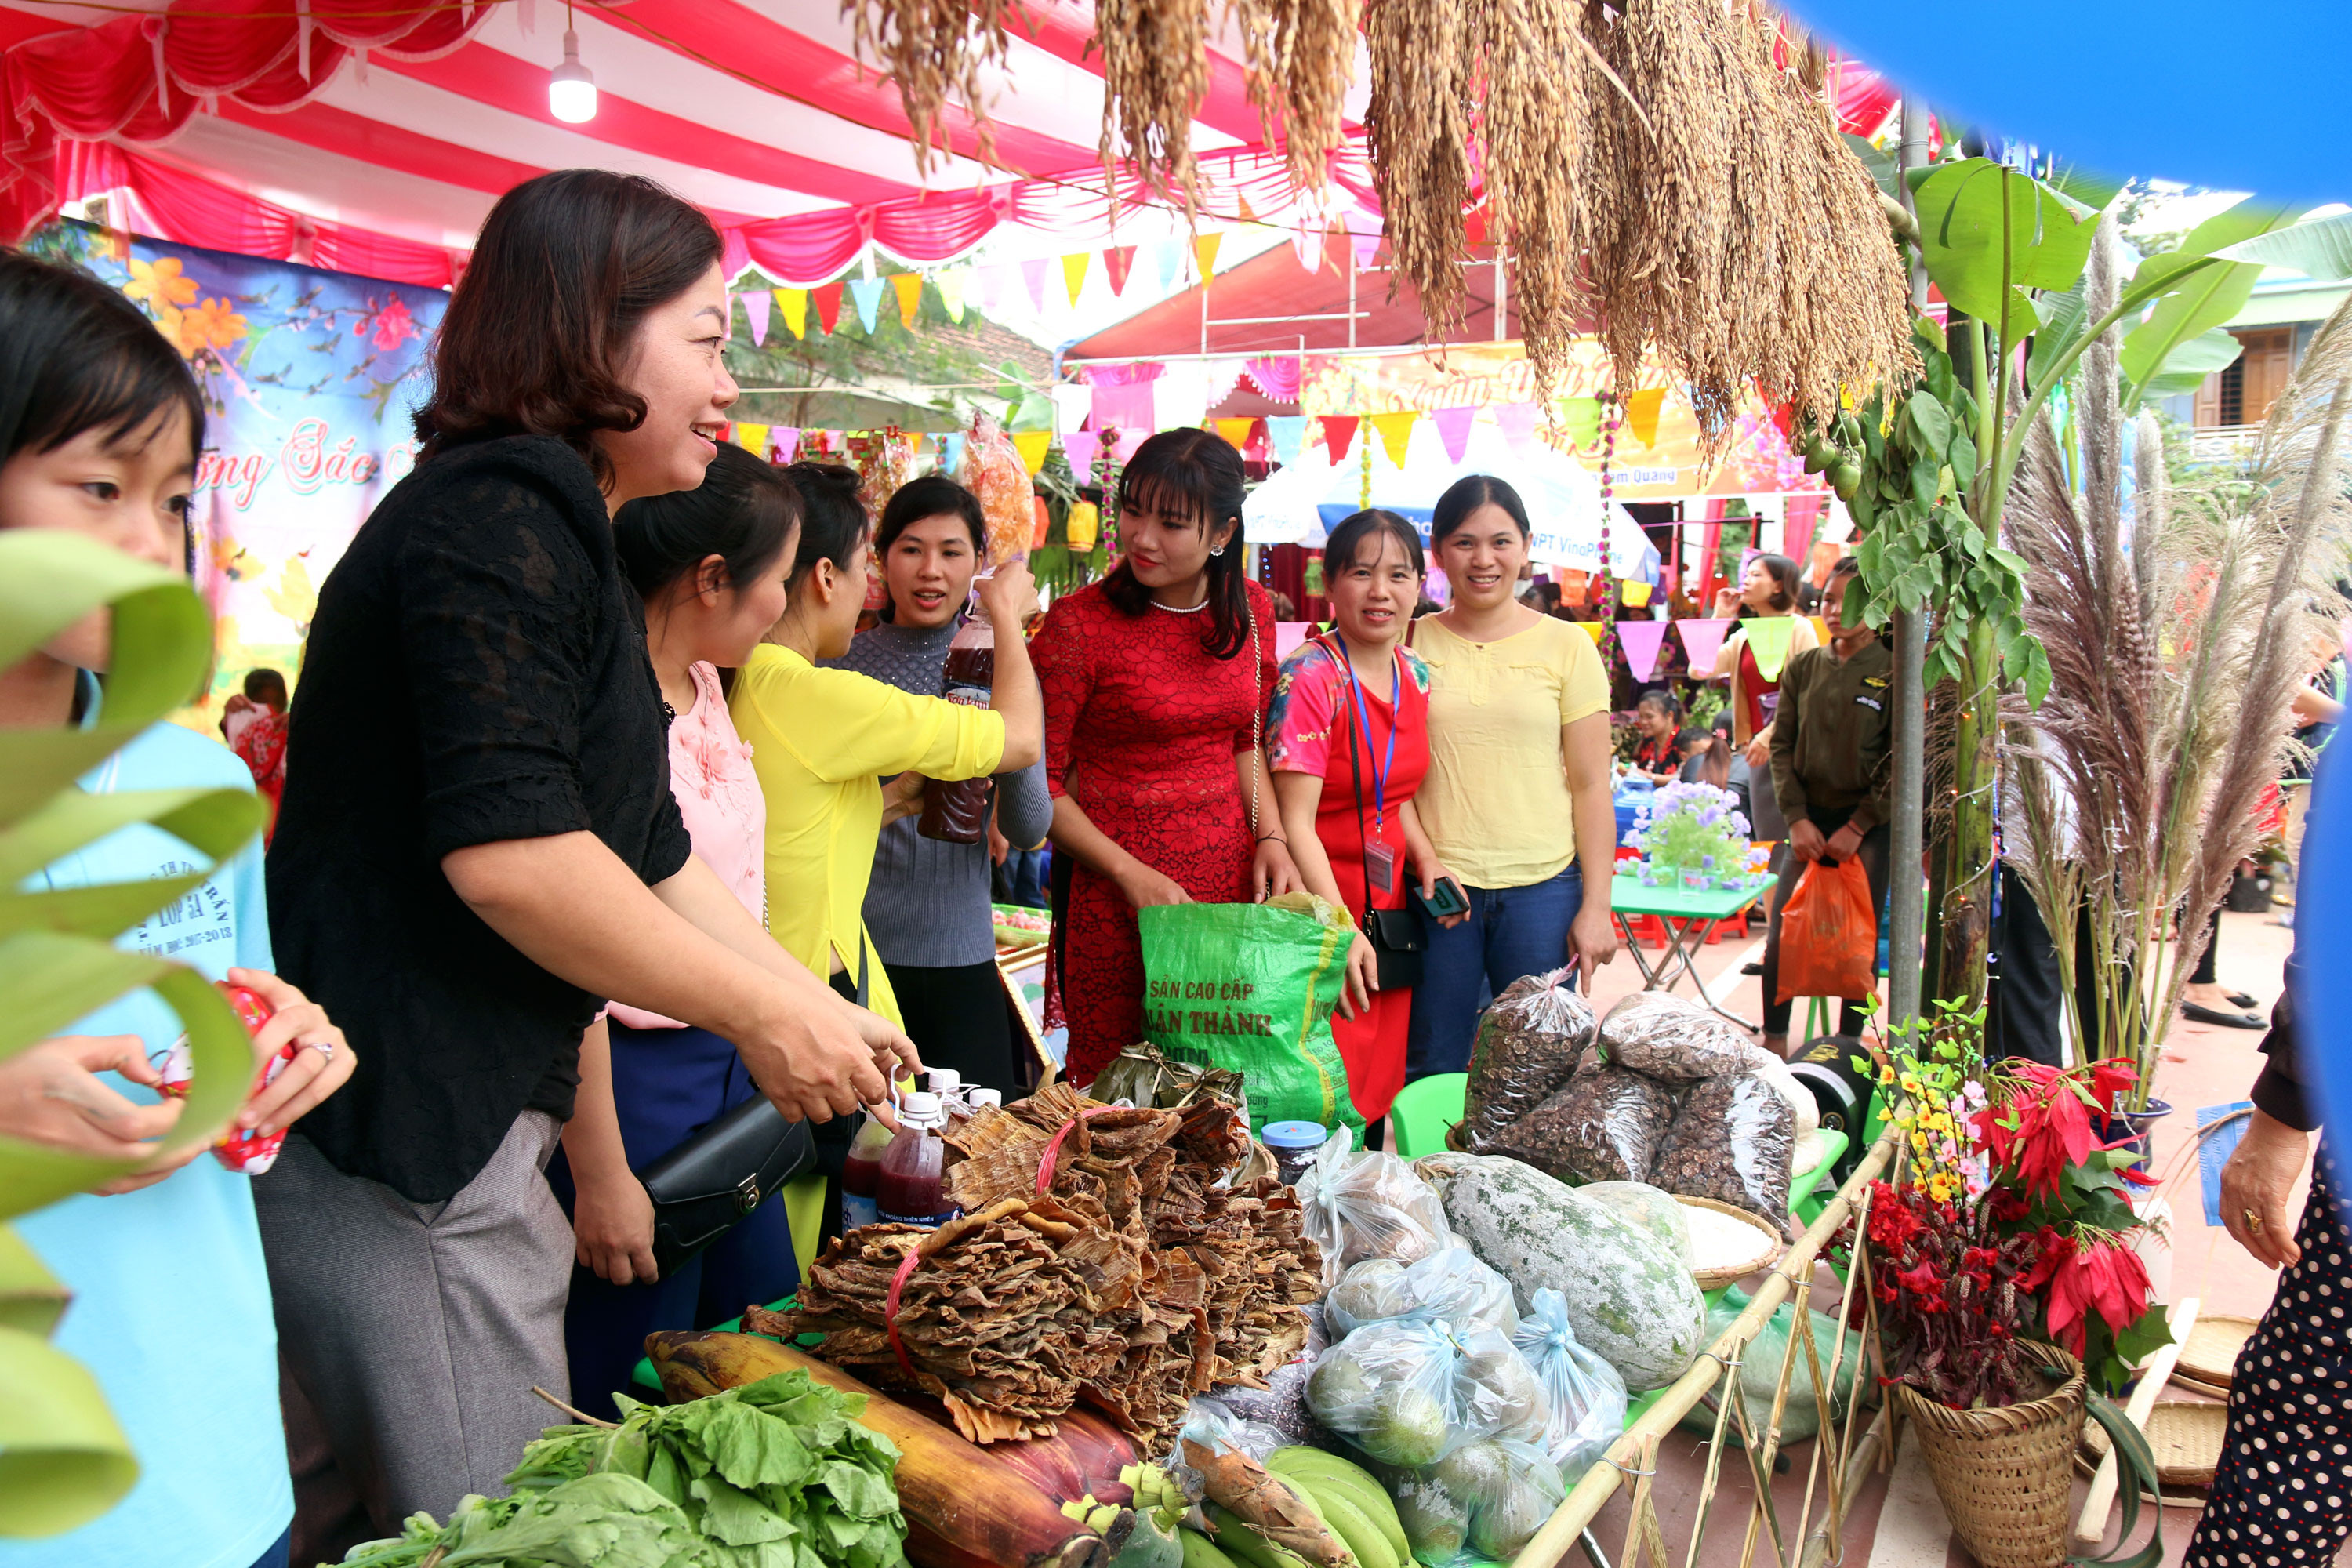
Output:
top-left (1323, 637), bottom-right (1423, 988)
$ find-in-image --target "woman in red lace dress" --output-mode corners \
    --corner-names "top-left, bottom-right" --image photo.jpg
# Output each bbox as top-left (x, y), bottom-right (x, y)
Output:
top-left (226, 667), bottom-right (290, 841)
top-left (1032, 430), bottom-right (1300, 1083)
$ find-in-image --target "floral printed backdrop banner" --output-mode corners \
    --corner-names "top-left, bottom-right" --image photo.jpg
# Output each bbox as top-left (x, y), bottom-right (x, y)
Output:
top-left (30, 220), bottom-right (446, 727)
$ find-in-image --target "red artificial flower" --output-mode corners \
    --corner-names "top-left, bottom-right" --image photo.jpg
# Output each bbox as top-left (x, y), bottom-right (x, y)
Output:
top-left (2016, 1227), bottom-right (2074, 1293)
top-left (2119, 1163), bottom-right (2159, 1187)
top-left (1988, 1185), bottom-right (2030, 1222)
top-left (2038, 1236), bottom-right (2151, 1356)
top-left (1974, 1063), bottom-right (2108, 1198)
top-left (2089, 1056), bottom-right (2139, 1115)
top-left (1894, 1261), bottom-right (1947, 1309)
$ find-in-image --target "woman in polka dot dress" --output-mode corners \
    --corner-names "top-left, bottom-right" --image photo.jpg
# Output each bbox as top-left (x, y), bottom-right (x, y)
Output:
top-left (2189, 951), bottom-right (2352, 1568)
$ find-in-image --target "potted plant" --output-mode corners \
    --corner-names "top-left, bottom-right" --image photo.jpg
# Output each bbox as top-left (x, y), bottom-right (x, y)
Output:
top-left (1626, 781), bottom-right (1750, 892)
top-left (1851, 1004), bottom-right (2168, 1568)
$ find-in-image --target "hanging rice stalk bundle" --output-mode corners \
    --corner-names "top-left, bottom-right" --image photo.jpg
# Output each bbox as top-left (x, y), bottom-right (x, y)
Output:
top-left (1362, 0), bottom-right (1476, 338)
top-left (845, 0), bottom-right (1022, 175)
top-left (1093, 0), bottom-right (1217, 219)
top-left (1231, 0), bottom-right (1363, 194)
top-left (1468, 0), bottom-right (1593, 396)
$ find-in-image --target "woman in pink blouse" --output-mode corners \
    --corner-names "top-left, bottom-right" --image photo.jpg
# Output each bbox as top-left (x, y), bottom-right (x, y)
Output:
top-left (553, 445), bottom-right (803, 1415)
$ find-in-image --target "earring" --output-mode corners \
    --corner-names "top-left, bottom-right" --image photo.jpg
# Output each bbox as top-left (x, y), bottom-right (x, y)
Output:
top-left (1210, 544), bottom-right (1226, 557)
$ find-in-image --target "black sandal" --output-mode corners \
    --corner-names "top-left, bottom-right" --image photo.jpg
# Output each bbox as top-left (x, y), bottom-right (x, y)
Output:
top-left (2182, 1000), bottom-right (2266, 1030)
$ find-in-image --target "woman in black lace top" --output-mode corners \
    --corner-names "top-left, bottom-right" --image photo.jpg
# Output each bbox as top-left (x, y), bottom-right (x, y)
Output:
top-left (256, 170), bottom-right (916, 1532)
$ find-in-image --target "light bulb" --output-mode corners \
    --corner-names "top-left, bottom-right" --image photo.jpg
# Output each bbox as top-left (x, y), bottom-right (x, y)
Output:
top-left (549, 28), bottom-right (597, 124)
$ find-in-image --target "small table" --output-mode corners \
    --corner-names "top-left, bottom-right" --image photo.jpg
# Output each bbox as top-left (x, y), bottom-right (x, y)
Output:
top-left (1610, 873), bottom-right (1778, 1031)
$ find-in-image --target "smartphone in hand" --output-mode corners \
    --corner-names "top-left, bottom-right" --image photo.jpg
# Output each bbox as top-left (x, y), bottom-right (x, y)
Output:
top-left (1412, 876), bottom-right (1469, 921)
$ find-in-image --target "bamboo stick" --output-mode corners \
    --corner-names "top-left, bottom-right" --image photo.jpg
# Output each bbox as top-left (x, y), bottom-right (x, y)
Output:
top-left (1509, 1127), bottom-right (1901, 1568)
top-left (2070, 1297), bottom-right (2201, 1550)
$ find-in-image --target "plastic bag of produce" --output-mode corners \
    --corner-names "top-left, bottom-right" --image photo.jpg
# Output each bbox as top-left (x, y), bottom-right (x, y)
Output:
top-left (1512, 1290), bottom-right (1627, 1481)
top-left (1324, 1248), bottom-right (1519, 1341)
top-left (1490, 1064), bottom-right (1676, 1185)
top-left (1597, 992), bottom-right (1775, 1082)
top-left (1178, 1398), bottom-right (1354, 1568)
top-left (1139, 894), bottom-right (1361, 1141)
top-left (1574, 1181), bottom-right (1693, 1265)
top-left (1209, 1306), bottom-right (1335, 1452)
top-left (1649, 1073), bottom-right (1796, 1236)
top-left (1297, 1126), bottom-right (1453, 1287)
top-left (957, 411), bottom-right (1035, 568)
top-left (1460, 968), bottom-right (1597, 1152)
top-left (1305, 1318), bottom-right (1543, 1468)
top-left (1674, 1286), bottom-right (1864, 1446)
top-left (1427, 1438), bottom-right (1566, 1563)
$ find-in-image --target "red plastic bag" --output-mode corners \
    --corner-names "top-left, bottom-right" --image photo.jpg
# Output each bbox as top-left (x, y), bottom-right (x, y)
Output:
top-left (1774, 855), bottom-right (1875, 1005)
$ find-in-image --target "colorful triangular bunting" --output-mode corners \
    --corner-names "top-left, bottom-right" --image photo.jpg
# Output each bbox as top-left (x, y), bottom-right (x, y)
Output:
top-left (890, 273), bottom-right (922, 330)
top-left (1194, 233), bottom-right (1223, 281)
top-left (1742, 614), bottom-right (1797, 681)
top-left (1624, 386), bottom-right (1667, 449)
top-left (847, 276), bottom-right (885, 333)
top-left (936, 268), bottom-right (968, 323)
top-left (1061, 252), bottom-right (1091, 307)
top-left (1265, 415), bottom-right (1308, 465)
top-left (1675, 616), bottom-right (1734, 673)
top-left (737, 290), bottom-right (770, 347)
top-left (811, 281), bottom-right (844, 335)
top-left (733, 421), bottom-right (771, 457)
top-left (1011, 430), bottom-right (1053, 475)
top-left (1064, 429), bottom-right (1100, 474)
top-left (1493, 401), bottom-right (1539, 452)
top-left (773, 427), bottom-right (801, 463)
top-left (775, 286), bottom-right (808, 340)
top-left (1104, 245), bottom-right (1135, 296)
top-left (1215, 417), bottom-right (1254, 451)
top-left (1558, 396), bottom-right (1602, 448)
top-left (1019, 258), bottom-right (1051, 313)
top-left (1320, 415), bottom-right (1359, 464)
top-left (1370, 411), bottom-right (1417, 467)
top-left (1431, 406), bottom-right (1476, 464)
top-left (1617, 619), bottom-right (1669, 682)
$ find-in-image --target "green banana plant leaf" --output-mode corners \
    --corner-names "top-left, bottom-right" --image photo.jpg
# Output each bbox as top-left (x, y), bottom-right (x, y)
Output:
top-left (2213, 211), bottom-right (2352, 281)
top-left (2138, 328), bottom-right (2246, 400)
top-left (2121, 201), bottom-right (2304, 408)
top-left (0, 529), bottom-right (267, 1537)
top-left (1912, 158), bottom-right (2103, 342)
top-left (2071, 1392), bottom-right (2165, 1568)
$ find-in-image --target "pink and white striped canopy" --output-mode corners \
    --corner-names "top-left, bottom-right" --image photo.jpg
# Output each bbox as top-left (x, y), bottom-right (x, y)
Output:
top-left (0, 0), bottom-right (1399, 288)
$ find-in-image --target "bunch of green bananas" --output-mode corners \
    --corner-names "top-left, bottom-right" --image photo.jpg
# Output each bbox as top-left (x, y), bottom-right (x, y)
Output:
top-left (1797, 415), bottom-right (1867, 502)
top-left (1181, 1449), bottom-right (1413, 1568)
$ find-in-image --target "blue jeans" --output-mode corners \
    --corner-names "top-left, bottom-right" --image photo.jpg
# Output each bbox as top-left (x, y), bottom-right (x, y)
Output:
top-left (1406, 862), bottom-right (1586, 1081)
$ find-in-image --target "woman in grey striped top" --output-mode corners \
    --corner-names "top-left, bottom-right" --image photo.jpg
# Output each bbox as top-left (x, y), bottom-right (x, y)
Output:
top-left (825, 474), bottom-right (1052, 1094)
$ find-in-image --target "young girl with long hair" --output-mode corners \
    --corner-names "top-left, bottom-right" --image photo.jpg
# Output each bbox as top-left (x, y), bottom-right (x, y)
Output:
top-left (823, 474), bottom-right (1053, 1094)
top-left (1029, 429), bottom-right (1298, 1083)
top-left (0, 249), bottom-right (354, 1568)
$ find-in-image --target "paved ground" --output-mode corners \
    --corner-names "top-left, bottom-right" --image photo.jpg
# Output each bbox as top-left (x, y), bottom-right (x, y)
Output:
top-left (1557, 899), bottom-right (2297, 1568)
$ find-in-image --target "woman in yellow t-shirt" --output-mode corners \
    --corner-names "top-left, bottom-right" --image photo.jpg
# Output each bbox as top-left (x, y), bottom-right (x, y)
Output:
top-left (1406, 474), bottom-right (1621, 1080)
top-left (730, 463), bottom-right (1041, 1025)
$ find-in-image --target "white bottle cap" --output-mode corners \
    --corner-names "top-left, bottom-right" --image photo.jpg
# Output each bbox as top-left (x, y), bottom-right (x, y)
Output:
top-left (968, 1088), bottom-right (1003, 1109)
top-left (927, 1069), bottom-right (962, 1098)
top-left (899, 1091), bottom-right (943, 1125)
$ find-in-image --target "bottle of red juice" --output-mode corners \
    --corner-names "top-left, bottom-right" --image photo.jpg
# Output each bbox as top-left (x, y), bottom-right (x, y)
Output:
top-left (875, 1091), bottom-right (959, 1229)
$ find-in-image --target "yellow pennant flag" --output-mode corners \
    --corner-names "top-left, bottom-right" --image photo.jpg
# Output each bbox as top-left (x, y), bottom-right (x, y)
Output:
top-left (733, 422), bottom-right (771, 458)
top-left (1061, 252), bottom-right (1091, 307)
top-left (1743, 614), bottom-right (1798, 681)
top-left (1624, 386), bottom-right (1667, 449)
top-left (1578, 621), bottom-right (1609, 646)
top-left (1810, 615), bottom-right (1832, 645)
top-left (936, 267), bottom-right (968, 323)
top-left (1194, 233), bottom-right (1222, 280)
top-left (1012, 430), bottom-right (1054, 475)
top-left (1621, 580), bottom-right (1653, 608)
top-left (775, 287), bottom-right (808, 340)
top-left (1370, 410), bottom-right (1417, 467)
top-left (1214, 417), bottom-right (1254, 450)
top-left (890, 273), bottom-right (922, 330)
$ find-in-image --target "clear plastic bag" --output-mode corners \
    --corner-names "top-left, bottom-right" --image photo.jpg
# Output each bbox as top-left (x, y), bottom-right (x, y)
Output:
top-left (1674, 1287), bottom-right (1864, 1446)
top-left (1512, 1290), bottom-right (1628, 1481)
top-left (1597, 992), bottom-right (1775, 1082)
top-left (956, 411), bottom-right (1034, 568)
top-left (1210, 1305), bottom-right (1334, 1451)
top-left (1428, 1438), bottom-right (1566, 1563)
top-left (1648, 1073), bottom-right (1796, 1236)
top-left (1491, 1065), bottom-right (1675, 1185)
top-left (1324, 1248), bottom-right (1520, 1341)
top-left (1574, 1181), bottom-right (1693, 1265)
top-left (1167, 1395), bottom-right (1286, 1497)
top-left (1304, 1319), bottom-right (1544, 1468)
top-left (1461, 968), bottom-right (1597, 1153)
top-left (1297, 1126), bottom-right (1454, 1287)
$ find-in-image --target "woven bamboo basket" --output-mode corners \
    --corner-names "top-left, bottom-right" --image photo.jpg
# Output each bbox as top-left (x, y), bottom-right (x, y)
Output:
top-left (1676, 1196), bottom-right (1787, 1288)
top-left (1891, 1343), bottom-right (2086, 1568)
top-left (2082, 1399), bottom-right (2230, 1488)
top-left (2172, 1315), bottom-right (2258, 1392)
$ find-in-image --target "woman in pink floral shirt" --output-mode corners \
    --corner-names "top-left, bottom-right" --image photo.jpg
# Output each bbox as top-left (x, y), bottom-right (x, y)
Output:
top-left (554, 444), bottom-right (801, 1415)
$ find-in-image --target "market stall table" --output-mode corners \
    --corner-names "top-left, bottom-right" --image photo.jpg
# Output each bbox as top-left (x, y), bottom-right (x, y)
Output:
top-left (1610, 873), bottom-right (1778, 1032)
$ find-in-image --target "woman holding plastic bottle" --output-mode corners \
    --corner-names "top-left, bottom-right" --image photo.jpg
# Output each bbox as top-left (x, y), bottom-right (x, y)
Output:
top-left (824, 473), bottom-right (1054, 1096)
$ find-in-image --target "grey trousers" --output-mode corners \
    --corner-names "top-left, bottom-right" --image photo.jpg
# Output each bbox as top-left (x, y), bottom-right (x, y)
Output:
top-left (253, 1112), bottom-right (572, 1534)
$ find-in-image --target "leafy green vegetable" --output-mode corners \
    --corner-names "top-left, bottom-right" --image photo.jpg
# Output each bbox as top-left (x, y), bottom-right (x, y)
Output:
top-left (508, 1371), bottom-right (906, 1568)
top-left (330, 1372), bottom-right (904, 1568)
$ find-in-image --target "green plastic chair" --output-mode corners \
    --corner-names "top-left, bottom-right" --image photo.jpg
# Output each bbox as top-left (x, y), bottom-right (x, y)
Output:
top-left (1388, 1073), bottom-right (1468, 1158)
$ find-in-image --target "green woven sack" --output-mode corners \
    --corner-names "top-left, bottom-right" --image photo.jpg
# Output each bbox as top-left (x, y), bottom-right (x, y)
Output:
top-left (1137, 895), bottom-right (1362, 1138)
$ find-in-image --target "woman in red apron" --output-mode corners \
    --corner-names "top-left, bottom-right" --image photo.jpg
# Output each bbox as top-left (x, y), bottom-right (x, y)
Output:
top-left (1268, 510), bottom-right (1454, 1128)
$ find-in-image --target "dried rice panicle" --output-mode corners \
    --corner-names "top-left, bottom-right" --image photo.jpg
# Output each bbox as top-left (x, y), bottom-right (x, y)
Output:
top-left (1470, 0), bottom-right (1594, 397)
top-left (1231, 0), bottom-right (1363, 193)
top-left (1363, 0), bottom-right (1475, 337)
top-left (1093, 0), bottom-right (1215, 217)
top-left (844, 0), bottom-right (1020, 175)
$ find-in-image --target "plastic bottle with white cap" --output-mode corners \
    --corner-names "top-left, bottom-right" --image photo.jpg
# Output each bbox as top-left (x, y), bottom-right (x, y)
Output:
top-left (876, 1091), bottom-right (960, 1229)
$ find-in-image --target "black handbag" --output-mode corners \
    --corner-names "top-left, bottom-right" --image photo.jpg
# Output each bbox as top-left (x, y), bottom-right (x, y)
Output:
top-left (1330, 637), bottom-right (1425, 992)
top-left (633, 932), bottom-right (856, 1276)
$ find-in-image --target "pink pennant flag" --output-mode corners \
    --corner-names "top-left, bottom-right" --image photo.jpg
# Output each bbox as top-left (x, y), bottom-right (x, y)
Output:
top-left (1617, 619), bottom-right (1670, 683)
top-left (1493, 401), bottom-right (1540, 452)
top-left (1674, 616), bottom-right (1735, 673)
top-left (1063, 429), bottom-right (1100, 476)
top-left (737, 290), bottom-right (771, 347)
top-left (974, 265), bottom-right (1008, 314)
top-left (772, 427), bottom-right (801, 464)
top-left (1019, 258), bottom-right (1052, 313)
top-left (1431, 405), bottom-right (1477, 463)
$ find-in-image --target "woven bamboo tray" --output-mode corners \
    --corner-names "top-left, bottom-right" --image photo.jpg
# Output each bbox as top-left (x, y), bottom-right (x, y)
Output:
top-left (2172, 1314), bottom-right (2258, 1392)
top-left (1676, 1196), bottom-right (1785, 1288)
top-left (2082, 1399), bottom-right (2230, 1488)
